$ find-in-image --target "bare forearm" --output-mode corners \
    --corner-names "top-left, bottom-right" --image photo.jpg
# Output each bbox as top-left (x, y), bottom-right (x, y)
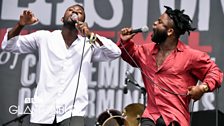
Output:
top-left (7, 22), bottom-right (24, 40)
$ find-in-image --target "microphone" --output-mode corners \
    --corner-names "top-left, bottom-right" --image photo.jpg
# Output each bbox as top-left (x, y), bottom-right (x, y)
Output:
top-left (125, 70), bottom-right (132, 78)
top-left (71, 13), bottom-right (78, 24)
top-left (123, 85), bottom-right (128, 94)
top-left (125, 70), bottom-right (138, 85)
top-left (124, 74), bottom-right (129, 94)
top-left (130, 26), bottom-right (149, 34)
top-left (125, 78), bottom-right (138, 85)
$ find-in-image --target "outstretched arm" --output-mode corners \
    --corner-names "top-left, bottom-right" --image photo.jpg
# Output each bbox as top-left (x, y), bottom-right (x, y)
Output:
top-left (2, 10), bottom-right (40, 53)
top-left (8, 10), bottom-right (38, 40)
top-left (75, 21), bottom-right (121, 61)
top-left (116, 27), bottom-right (142, 67)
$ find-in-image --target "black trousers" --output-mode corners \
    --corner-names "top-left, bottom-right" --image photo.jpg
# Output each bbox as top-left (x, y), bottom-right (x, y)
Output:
top-left (30, 116), bottom-right (84, 126)
top-left (140, 116), bottom-right (179, 126)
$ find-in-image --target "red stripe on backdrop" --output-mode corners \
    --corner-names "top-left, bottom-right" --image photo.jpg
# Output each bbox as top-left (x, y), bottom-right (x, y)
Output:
top-left (94, 31), bottom-right (116, 39)
top-left (0, 28), bottom-right (7, 48)
top-left (188, 32), bottom-right (212, 53)
top-left (0, 29), bottom-right (213, 54)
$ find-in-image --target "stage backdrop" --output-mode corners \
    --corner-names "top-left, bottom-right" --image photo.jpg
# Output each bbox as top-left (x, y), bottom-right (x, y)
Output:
top-left (0, 0), bottom-right (223, 126)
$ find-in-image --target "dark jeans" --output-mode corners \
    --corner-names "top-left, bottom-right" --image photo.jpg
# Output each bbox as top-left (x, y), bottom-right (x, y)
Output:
top-left (140, 116), bottom-right (179, 126)
top-left (30, 116), bottom-right (84, 126)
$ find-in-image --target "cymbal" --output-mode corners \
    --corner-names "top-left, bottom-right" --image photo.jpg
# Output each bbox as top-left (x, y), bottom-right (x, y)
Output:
top-left (96, 109), bottom-right (130, 126)
top-left (122, 103), bottom-right (145, 126)
top-left (123, 103), bottom-right (144, 117)
top-left (102, 116), bottom-right (130, 126)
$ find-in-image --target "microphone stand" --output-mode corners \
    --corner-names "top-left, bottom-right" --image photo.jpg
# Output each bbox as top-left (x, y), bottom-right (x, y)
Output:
top-left (2, 114), bottom-right (28, 126)
top-left (125, 78), bottom-right (147, 110)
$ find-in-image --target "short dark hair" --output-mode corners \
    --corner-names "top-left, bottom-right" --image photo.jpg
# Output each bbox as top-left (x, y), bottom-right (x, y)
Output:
top-left (164, 6), bottom-right (196, 37)
top-left (75, 4), bottom-right (85, 11)
top-left (69, 4), bottom-right (85, 22)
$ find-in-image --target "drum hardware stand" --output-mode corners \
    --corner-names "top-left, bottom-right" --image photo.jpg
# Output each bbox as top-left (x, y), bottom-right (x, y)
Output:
top-left (125, 77), bottom-right (146, 126)
top-left (125, 77), bottom-right (147, 110)
top-left (2, 114), bottom-right (28, 126)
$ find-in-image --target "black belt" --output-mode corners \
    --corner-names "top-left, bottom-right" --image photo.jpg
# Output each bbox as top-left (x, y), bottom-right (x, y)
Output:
top-left (141, 116), bottom-right (179, 126)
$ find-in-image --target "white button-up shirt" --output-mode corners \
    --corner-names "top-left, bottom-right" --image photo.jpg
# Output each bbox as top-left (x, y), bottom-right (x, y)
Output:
top-left (2, 30), bottom-right (121, 124)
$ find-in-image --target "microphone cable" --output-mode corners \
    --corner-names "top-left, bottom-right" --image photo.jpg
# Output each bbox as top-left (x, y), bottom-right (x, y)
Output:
top-left (68, 35), bottom-right (87, 126)
top-left (120, 38), bottom-right (193, 125)
top-left (120, 40), bottom-right (187, 96)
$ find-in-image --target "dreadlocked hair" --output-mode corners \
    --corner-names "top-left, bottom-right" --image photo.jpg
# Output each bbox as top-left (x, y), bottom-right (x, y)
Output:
top-left (164, 6), bottom-right (196, 38)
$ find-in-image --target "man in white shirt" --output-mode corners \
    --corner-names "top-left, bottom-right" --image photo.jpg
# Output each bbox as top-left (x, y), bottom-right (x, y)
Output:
top-left (1, 4), bottom-right (121, 126)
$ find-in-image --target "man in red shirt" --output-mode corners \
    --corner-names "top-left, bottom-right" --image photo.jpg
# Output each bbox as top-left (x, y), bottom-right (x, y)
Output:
top-left (117, 6), bottom-right (223, 126)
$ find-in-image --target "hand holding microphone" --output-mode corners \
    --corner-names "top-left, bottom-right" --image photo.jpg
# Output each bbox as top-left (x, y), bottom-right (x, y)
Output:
top-left (121, 26), bottom-right (149, 35)
top-left (71, 13), bottom-right (78, 24)
top-left (71, 13), bottom-right (91, 37)
top-left (120, 26), bottom-right (149, 42)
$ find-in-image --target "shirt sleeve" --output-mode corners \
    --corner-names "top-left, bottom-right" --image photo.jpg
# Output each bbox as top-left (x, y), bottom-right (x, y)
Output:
top-left (91, 34), bottom-right (121, 62)
top-left (116, 39), bottom-right (141, 67)
top-left (1, 29), bottom-right (45, 53)
top-left (191, 52), bottom-right (223, 91)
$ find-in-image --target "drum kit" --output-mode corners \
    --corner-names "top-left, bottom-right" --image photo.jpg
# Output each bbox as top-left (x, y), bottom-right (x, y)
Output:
top-left (96, 103), bottom-right (145, 126)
